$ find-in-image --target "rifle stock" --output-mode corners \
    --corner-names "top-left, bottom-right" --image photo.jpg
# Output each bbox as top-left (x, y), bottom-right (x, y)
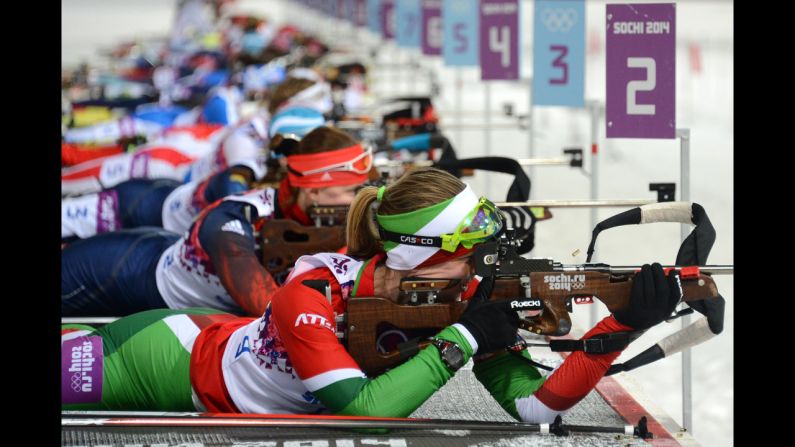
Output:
top-left (346, 298), bottom-right (465, 375)
top-left (258, 205), bottom-right (351, 275)
top-left (259, 220), bottom-right (346, 275)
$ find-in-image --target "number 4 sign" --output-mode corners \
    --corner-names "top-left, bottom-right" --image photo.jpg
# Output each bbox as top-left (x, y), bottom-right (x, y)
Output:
top-left (606, 3), bottom-right (676, 138)
top-left (480, 0), bottom-right (520, 80)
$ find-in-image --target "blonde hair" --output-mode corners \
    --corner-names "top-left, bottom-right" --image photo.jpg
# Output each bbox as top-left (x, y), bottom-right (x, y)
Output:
top-left (268, 78), bottom-right (317, 115)
top-left (346, 167), bottom-right (465, 259)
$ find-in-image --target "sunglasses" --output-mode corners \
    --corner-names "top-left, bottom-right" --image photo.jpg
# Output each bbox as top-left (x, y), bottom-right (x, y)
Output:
top-left (293, 145), bottom-right (373, 176)
top-left (439, 197), bottom-right (503, 252)
top-left (378, 197), bottom-right (504, 253)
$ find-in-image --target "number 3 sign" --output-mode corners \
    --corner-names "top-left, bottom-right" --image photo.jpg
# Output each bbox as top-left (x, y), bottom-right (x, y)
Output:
top-left (606, 3), bottom-right (676, 138)
top-left (480, 0), bottom-right (520, 80)
top-left (532, 0), bottom-right (585, 107)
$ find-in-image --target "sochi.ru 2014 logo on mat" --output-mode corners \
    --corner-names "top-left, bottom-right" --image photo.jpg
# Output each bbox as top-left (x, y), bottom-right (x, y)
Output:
top-left (62, 335), bottom-right (103, 404)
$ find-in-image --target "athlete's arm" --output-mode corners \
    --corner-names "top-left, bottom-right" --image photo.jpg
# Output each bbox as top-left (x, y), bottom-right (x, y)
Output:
top-left (271, 278), bottom-right (475, 417)
top-left (199, 201), bottom-right (279, 316)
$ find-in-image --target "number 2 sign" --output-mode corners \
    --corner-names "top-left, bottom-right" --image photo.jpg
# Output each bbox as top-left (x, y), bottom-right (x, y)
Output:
top-left (606, 3), bottom-right (676, 139)
top-left (480, 0), bottom-right (520, 80)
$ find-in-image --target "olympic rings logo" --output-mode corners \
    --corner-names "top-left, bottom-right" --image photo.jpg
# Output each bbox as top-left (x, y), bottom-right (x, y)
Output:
top-left (70, 372), bottom-right (82, 392)
top-left (572, 282), bottom-right (585, 290)
top-left (541, 7), bottom-right (578, 33)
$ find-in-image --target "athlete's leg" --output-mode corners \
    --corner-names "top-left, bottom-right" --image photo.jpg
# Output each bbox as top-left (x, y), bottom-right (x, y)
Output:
top-left (61, 228), bottom-right (180, 316)
top-left (62, 308), bottom-right (237, 410)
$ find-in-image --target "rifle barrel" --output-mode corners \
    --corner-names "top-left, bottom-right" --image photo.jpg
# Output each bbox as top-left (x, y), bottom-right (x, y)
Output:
top-left (516, 158), bottom-right (570, 166)
top-left (497, 200), bottom-right (655, 208)
top-left (559, 265), bottom-right (734, 275)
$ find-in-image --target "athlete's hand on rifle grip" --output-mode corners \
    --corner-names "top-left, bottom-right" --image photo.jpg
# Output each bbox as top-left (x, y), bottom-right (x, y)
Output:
top-left (457, 275), bottom-right (521, 355)
top-left (613, 263), bottom-right (683, 330)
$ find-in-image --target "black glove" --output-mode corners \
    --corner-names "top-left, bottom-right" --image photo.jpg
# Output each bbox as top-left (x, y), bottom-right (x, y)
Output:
top-left (499, 206), bottom-right (536, 254)
top-left (457, 276), bottom-right (521, 355)
top-left (614, 263), bottom-right (683, 330)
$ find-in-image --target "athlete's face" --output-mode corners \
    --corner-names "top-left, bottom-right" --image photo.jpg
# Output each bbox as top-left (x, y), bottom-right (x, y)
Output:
top-left (407, 255), bottom-right (473, 302)
top-left (305, 183), bottom-right (361, 207)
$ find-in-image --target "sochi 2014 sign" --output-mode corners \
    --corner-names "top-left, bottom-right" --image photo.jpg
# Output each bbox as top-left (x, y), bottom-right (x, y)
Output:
top-left (606, 3), bottom-right (675, 138)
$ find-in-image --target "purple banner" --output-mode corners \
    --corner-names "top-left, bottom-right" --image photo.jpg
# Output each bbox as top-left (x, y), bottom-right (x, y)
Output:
top-left (606, 3), bottom-right (675, 139)
top-left (381, 0), bottom-right (395, 39)
top-left (62, 335), bottom-right (103, 404)
top-left (421, 0), bottom-right (442, 55)
top-left (479, 0), bottom-right (520, 80)
top-left (355, 0), bottom-right (367, 27)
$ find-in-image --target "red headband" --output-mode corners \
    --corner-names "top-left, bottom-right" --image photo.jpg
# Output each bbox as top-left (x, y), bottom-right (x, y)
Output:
top-left (287, 144), bottom-right (371, 188)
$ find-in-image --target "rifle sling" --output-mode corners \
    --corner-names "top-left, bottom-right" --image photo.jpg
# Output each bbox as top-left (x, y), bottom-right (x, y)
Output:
top-left (548, 331), bottom-right (642, 353)
top-left (508, 330), bottom-right (642, 372)
top-left (508, 351), bottom-right (554, 372)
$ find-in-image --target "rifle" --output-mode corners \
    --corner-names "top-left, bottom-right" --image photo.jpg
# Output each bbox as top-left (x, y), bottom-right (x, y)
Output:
top-left (258, 205), bottom-right (348, 276)
top-left (344, 257), bottom-right (727, 376)
top-left (344, 202), bottom-right (731, 376)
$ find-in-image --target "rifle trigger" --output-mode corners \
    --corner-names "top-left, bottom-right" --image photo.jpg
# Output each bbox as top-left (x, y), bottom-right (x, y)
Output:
top-left (507, 336), bottom-right (527, 353)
